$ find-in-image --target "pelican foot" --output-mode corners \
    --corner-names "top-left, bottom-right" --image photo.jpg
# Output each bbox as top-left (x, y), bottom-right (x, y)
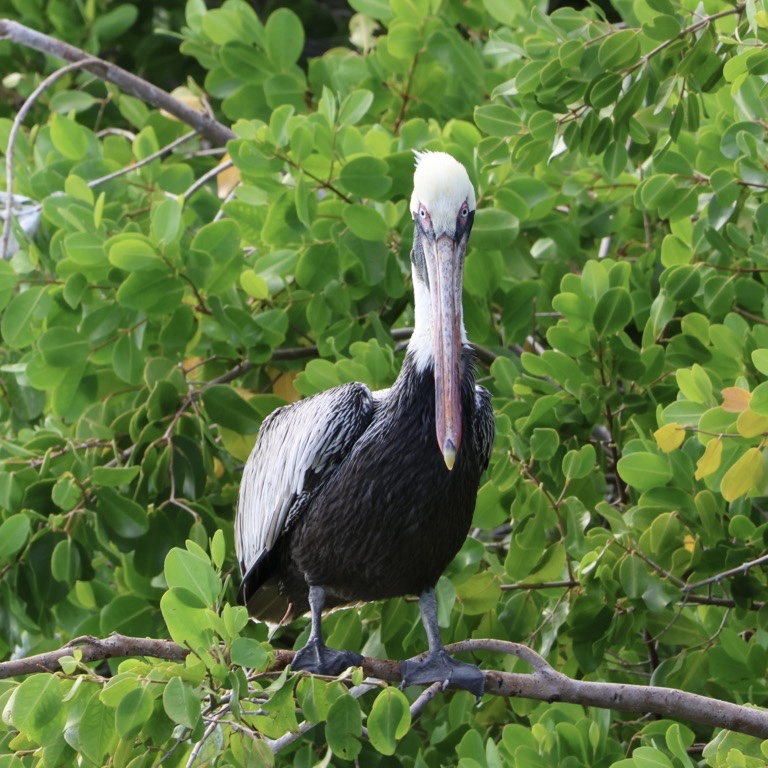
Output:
top-left (291, 639), bottom-right (363, 677)
top-left (400, 649), bottom-right (485, 700)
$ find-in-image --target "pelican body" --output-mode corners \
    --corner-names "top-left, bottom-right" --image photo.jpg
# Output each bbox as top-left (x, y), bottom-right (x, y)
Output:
top-left (235, 151), bottom-right (494, 695)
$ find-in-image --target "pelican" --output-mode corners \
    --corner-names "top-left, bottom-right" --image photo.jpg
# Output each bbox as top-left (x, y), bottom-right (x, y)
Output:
top-left (235, 151), bottom-right (495, 696)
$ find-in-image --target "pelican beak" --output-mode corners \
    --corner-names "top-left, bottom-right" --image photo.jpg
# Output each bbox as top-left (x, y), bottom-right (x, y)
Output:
top-left (423, 231), bottom-right (467, 471)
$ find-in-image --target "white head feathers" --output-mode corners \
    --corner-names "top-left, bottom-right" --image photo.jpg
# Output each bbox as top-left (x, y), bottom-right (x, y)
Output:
top-left (410, 151), bottom-right (476, 238)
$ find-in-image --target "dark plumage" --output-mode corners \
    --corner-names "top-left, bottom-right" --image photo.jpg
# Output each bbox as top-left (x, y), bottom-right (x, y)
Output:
top-left (236, 151), bottom-right (495, 696)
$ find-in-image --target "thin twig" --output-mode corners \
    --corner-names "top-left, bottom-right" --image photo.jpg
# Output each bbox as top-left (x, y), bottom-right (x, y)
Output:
top-left (3, 58), bottom-right (100, 258)
top-left (0, 20), bottom-right (235, 146)
top-left (683, 553), bottom-right (768, 592)
top-left (87, 130), bottom-right (199, 189)
top-left (182, 157), bottom-right (234, 202)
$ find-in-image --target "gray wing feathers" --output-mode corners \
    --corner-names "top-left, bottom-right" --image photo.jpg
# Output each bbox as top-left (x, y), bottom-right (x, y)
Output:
top-left (473, 385), bottom-right (495, 473)
top-left (235, 382), bottom-right (374, 576)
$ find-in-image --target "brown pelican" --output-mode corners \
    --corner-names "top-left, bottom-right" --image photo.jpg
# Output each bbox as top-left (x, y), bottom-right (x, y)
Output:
top-left (235, 151), bottom-right (494, 697)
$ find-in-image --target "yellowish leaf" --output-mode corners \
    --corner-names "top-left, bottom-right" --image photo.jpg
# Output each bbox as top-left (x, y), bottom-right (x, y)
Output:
top-left (654, 422), bottom-right (686, 453)
top-left (217, 154), bottom-right (240, 199)
top-left (350, 13), bottom-right (380, 53)
top-left (721, 386), bottom-right (751, 413)
top-left (683, 535), bottom-right (695, 553)
top-left (694, 436), bottom-right (723, 480)
top-left (160, 87), bottom-right (205, 121)
top-left (736, 408), bottom-right (768, 438)
top-left (720, 447), bottom-right (764, 502)
top-left (219, 427), bottom-right (257, 462)
top-left (270, 369), bottom-right (300, 403)
top-left (183, 356), bottom-right (205, 381)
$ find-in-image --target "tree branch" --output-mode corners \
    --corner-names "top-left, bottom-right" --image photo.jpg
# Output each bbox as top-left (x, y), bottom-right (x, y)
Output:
top-left (0, 633), bottom-right (187, 678)
top-left (5, 633), bottom-right (764, 739)
top-left (0, 19), bottom-right (235, 146)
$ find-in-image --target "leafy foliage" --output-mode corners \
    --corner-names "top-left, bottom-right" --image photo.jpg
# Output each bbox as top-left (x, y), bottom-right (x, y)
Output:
top-left (1, 0), bottom-right (768, 765)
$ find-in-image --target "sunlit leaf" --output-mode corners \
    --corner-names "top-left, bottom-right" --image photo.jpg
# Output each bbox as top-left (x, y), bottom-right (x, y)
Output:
top-left (694, 437), bottom-right (723, 480)
top-left (654, 423), bottom-right (686, 453)
top-left (720, 447), bottom-right (765, 502)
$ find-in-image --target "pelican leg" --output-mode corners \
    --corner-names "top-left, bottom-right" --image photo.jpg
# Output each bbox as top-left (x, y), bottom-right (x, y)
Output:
top-left (291, 585), bottom-right (363, 676)
top-left (400, 588), bottom-right (485, 700)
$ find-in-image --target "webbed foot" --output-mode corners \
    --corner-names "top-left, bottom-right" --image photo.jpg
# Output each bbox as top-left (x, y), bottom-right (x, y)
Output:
top-left (292, 638), bottom-right (363, 677)
top-left (400, 648), bottom-right (485, 700)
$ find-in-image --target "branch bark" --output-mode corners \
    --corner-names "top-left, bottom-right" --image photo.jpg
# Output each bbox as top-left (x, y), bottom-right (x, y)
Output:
top-left (2, 633), bottom-right (766, 740)
top-left (0, 19), bottom-right (235, 146)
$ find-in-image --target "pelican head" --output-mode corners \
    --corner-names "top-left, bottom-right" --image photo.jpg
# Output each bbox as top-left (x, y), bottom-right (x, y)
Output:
top-left (409, 151), bottom-right (476, 471)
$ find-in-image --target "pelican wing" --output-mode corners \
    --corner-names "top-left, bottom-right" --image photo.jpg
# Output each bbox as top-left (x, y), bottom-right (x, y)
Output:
top-left (473, 385), bottom-right (495, 472)
top-left (235, 381), bottom-right (374, 596)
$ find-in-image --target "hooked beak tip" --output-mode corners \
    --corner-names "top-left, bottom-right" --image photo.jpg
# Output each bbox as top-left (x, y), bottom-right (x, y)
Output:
top-left (443, 440), bottom-right (457, 471)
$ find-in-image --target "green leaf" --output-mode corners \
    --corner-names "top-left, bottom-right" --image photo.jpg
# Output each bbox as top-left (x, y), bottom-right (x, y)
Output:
top-left (325, 694), bottom-right (362, 760)
top-left (338, 90), bottom-right (374, 126)
top-left (751, 349), bottom-right (768, 376)
top-left (296, 243), bottom-right (339, 291)
top-left (116, 270), bottom-right (185, 314)
top-left (1, 286), bottom-right (49, 349)
top-left (342, 204), bottom-right (389, 241)
top-left (231, 637), bottom-right (269, 669)
top-left (69, 687), bottom-right (117, 764)
top-left (455, 570), bottom-right (501, 614)
top-left (676, 365), bottom-right (712, 404)
top-left (51, 538), bottom-right (81, 583)
top-left (100, 595), bottom-right (154, 637)
top-left (92, 465), bottom-right (141, 487)
top-left (339, 156), bottom-right (391, 199)
top-left (50, 113), bottom-right (91, 160)
top-left (602, 141), bottom-right (628, 180)
top-left (632, 746), bottom-right (673, 768)
top-left (108, 235), bottom-right (161, 271)
top-left (96, 487), bottom-right (149, 538)
top-left (562, 444), bottom-right (595, 480)
top-left (150, 198), bottom-right (182, 246)
top-left (112, 332), bottom-right (144, 385)
top-left (367, 687), bottom-right (411, 756)
top-left (38, 327), bottom-right (90, 368)
top-left (597, 29), bottom-right (640, 70)
top-left (0, 515), bottom-right (30, 559)
top-left (164, 547), bottom-right (220, 607)
top-left (660, 235), bottom-right (692, 267)
top-left (348, 0), bottom-right (394, 21)
top-left (388, 20), bottom-right (422, 59)
top-left (160, 586), bottom-right (215, 650)
top-left (474, 104), bottom-right (520, 136)
top-left (92, 3), bottom-right (139, 39)
top-left (619, 555), bottom-right (648, 599)
top-left (10, 674), bottom-right (64, 742)
top-left (616, 452), bottom-right (673, 491)
top-left (115, 686), bottom-right (154, 739)
top-left (162, 677), bottom-right (200, 729)
top-left (588, 73), bottom-right (623, 109)
top-left (50, 90), bottom-right (98, 113)
top-left (663, 265), bottom-right (700, 298)
top-left (264, 8), bottom-right (304, 69)
top-left (471, 208), bottom-right (520, 250)
top-left (593, 287), bottom-right (632, 336)
top-left (202, 385), bottom-right (262, 433)
top-left (530, 428), bottom-right (559, 460)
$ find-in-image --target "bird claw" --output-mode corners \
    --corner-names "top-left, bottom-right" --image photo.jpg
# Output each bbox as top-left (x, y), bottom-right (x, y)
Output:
top-left (400, 649), bottom-right (485, 700)
top-left (291, 639), bottom-right (363, 677)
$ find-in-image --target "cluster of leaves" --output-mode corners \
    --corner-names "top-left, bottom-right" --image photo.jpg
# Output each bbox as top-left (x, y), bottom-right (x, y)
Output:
top-left (1, 0), bottom-right (768, 765)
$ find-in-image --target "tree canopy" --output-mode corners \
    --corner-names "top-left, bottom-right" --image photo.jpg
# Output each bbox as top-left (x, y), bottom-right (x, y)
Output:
top-left (1, 0), bottom-right (768, 765)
